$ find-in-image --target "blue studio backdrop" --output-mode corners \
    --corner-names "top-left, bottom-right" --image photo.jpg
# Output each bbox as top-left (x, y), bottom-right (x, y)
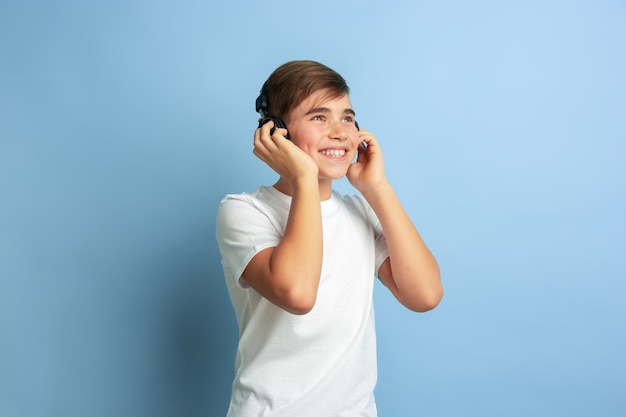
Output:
top-left (1, 1), bottom-right (625, 416)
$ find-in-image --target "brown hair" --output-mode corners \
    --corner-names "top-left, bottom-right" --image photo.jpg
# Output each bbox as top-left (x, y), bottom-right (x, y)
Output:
top-left (261, 60), bottom-right (350, 122)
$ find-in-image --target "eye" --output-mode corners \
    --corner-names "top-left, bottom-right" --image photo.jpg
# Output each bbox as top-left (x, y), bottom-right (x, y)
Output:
top-left (342, 115), bottom-right (355, 123)
top-left (311, 115), bottom-right (326, 122)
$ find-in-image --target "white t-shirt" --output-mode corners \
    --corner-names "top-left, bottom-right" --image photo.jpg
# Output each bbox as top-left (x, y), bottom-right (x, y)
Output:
top-left (216, 186), bottom-right (389, 417)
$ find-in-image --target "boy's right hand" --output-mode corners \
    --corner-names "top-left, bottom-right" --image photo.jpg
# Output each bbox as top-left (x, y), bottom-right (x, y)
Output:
top-left (253, 120), bottom-right (319, 184)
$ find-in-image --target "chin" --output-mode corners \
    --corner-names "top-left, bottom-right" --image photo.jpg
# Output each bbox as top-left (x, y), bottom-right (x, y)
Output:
top-left (322, 171), bottom-right (349, 181)
top-left (319, 163), bottom-right (351, 179)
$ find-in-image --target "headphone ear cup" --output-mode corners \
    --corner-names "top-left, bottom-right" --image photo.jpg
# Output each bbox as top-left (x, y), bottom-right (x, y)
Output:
top-left (271, 117), bottom-right (289, 140)
top-left (255, 80), bottom-right (290, 139)
top-left (272, 117), bottom-right (286, 130)
top-left (258, 117), bottom-right (272, 129)
top-left (258, 116), bottom-right (290, 140)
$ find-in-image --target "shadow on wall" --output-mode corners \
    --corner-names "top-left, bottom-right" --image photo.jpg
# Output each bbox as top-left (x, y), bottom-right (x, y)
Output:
top-left (58, 208), bottom-right (237, 417)
top-left (152, 221), bottom-right (237, 417)
top-left (1, 140), bottom-right (240, 417)
top-left (143, 152), bottom-right (242, 416)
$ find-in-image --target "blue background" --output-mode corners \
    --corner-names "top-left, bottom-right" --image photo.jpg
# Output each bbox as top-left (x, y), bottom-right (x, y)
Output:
top-left (1, 1), bottom-right (625, 416)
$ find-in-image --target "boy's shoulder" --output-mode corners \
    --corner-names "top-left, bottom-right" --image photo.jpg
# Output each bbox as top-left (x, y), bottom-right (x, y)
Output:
top-left (221, 185), bottom-right (282, 203)
top-left (218, 186), bottom-right (291, 217)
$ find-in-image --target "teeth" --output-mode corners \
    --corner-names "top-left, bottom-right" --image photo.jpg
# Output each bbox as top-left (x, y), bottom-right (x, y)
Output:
top-left (320, 149), bottom-right (346, 157)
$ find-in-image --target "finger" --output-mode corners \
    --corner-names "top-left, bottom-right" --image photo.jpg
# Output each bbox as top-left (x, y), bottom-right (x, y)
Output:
top-left (257, 122), bottom-right (281, 146)
top-left (270, 124), bottom-right (287, 141)
top-left (254, 126), bottom-right (278, 157)
top-left (259, 120), bottom-right (289, 142)
top-left (358, 132), bottom-right (376, 147)
top-left (259, 118), bottom-right (275, 134)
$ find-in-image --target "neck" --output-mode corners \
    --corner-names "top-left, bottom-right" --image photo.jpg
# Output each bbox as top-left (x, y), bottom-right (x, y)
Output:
top-left (273, 177), bottom-right (332, 201)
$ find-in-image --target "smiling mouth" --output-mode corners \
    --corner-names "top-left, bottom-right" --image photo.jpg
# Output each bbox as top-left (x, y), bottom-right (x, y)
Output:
top-left (319, 149), bottom-right (346, 158)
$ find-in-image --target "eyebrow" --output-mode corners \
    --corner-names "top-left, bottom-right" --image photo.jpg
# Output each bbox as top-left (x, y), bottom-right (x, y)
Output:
top-left (305, 107), bottom-right (356, 117)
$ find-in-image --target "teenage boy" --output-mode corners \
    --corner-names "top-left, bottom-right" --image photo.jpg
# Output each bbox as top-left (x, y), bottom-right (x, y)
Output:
top-left (216, 60), bottom-right (442, 417)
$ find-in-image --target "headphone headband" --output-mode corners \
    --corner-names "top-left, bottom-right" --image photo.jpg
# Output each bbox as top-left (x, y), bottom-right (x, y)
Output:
top-left (255, 81), bottom-right (269, 118)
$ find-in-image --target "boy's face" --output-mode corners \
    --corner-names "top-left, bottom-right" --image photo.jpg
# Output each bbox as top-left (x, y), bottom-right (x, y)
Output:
top-left (285, 89), bottom-right (360, 182)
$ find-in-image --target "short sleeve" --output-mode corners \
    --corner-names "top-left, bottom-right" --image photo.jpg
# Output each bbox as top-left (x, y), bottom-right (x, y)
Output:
top-left (215, 194), bottom-right (283, 288)
top-left (368, 205), bottom-right (390, 277)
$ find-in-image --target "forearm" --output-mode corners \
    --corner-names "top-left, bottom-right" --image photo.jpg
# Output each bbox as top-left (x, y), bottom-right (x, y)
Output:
top-left (363, 181), bottom-right (442, 310)
top-left (269, 178), bottom-right (323, 311)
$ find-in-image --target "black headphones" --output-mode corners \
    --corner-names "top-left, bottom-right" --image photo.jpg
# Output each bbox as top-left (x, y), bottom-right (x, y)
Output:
top-left (255, 81), bottom-right (290, 139)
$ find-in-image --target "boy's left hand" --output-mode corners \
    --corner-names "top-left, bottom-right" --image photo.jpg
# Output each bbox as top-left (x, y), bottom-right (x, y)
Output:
top-left (347, 129), bottom-right (387, 194)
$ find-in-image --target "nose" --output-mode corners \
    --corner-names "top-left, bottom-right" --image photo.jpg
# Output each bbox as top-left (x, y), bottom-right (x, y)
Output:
top-left (329, 118), bottom-right (348, 140)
